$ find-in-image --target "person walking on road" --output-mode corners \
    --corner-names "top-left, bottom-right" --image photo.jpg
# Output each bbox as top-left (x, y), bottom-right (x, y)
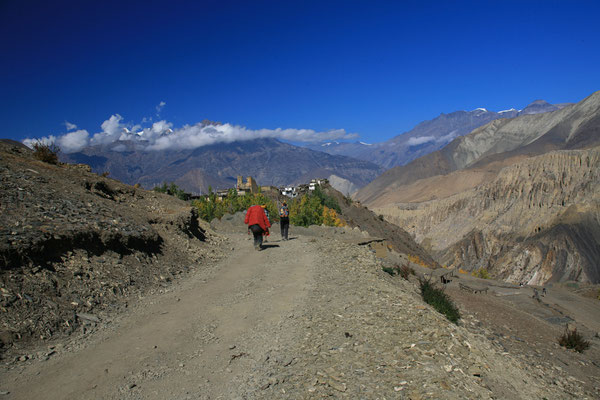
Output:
top-left (279, 201), bottom-right (290, 240)
top-left (245, 204), bottom-right (271, 250)
top-left (261, 204), bottom-right (271, 243)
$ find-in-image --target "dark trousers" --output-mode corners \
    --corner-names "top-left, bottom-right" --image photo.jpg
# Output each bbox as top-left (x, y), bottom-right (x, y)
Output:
top-left (249, 224), bottom-right (264, 248)
top-left (280, 217), bottom-right (289, 240)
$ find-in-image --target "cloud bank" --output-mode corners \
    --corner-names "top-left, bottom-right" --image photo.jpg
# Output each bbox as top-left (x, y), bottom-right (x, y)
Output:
top-left (23, 114), bottom-right (359, 154)
top-left (406, 130), bottom-right (458, 146)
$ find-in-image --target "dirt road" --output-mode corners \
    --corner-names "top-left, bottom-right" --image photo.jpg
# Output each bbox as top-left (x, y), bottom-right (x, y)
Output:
top-left (2, 231), bottom-right (598, 399)
top-left (1, 234), bottom-right (316, 399)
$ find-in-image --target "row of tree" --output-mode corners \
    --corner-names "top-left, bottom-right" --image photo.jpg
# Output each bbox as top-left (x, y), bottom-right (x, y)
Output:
top-left (157, 183), bottom-right (345, 227)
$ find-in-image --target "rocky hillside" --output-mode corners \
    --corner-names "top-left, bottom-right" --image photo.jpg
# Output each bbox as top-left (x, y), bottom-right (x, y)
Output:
top-left (0, 140), bottom-right (225, 351)
top-left (376, 147), bottom-right (600, 285)
top-left (355, 90), bottom-right (600, 206)
top-left (61, 138), bottom-right (384, 194)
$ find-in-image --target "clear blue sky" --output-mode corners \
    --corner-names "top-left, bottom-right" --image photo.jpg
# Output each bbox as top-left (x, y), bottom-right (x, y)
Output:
top-left (1, 0), bottom-right (599, 145)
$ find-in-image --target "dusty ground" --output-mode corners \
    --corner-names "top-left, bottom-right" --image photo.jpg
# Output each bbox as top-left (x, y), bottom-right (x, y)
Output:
top-left (2, 229), bottom-right (599, 399)
top-left (0, 233), bottom-right (311, 399)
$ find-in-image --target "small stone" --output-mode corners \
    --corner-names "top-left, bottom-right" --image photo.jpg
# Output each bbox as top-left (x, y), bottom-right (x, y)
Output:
top-left (328, 380), bottom-right (346, 392)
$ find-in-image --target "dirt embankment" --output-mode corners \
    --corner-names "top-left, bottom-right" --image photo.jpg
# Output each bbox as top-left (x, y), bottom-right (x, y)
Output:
top-left (0, 140), bottom-right (225, 355)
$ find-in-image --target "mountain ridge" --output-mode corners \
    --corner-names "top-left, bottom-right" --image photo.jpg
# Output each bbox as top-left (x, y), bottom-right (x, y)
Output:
top-left (305, 99), bottom-right (572, 168)
top-left (62, 138), bottom-right (384, 194)
top-left (356, 90), bottom-right (600, 206)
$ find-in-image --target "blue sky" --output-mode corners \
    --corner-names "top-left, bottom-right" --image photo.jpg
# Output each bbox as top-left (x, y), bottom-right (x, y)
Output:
top-left (1, 0), bottom-right (599, 150)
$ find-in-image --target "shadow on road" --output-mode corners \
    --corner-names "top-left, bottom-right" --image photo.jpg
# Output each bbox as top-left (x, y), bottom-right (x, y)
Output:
top-left (261, 244), bottom-right (280, 250)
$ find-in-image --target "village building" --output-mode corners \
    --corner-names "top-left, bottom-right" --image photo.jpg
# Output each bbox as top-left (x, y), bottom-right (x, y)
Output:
top-left (280, 186), bottom-right (297, 198)
top-left (215, 189), bottom-right (230, 201)
top-left (236, 176), bottom-right (258, 195)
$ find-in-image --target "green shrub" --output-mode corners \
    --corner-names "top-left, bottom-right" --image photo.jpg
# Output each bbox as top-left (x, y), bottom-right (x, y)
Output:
top-left (312, 186), bottom-right (341, 213)
top-left (290, 193), bottom-right (323, 227)
top-left (343, 192), bottom-right (353, 205)
top-left (32, 141), bottom-right (60, 164)
top-left (419, 278), bottom-right (461, 324)
top-left (382, 266), bottom-right (398, 276)
top-left (558, 325), bottom-right (589, 352)
top-left (153, 182), bottom-right (191, 201)
top-left (472, 268), bottom-right (490, 279)
top-left (192, 189), bottom-right (276, 222)
top-left (383, 264), bottom-right (414, 280)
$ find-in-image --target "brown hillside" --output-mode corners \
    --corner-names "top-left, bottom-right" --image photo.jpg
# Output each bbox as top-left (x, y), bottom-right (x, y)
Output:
top-left (376, 147), bottom-right (600, 284)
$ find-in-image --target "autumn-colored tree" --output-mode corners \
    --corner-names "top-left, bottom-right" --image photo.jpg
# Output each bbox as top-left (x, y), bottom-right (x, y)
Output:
top-left (322, 206), bottom-right (345, 227)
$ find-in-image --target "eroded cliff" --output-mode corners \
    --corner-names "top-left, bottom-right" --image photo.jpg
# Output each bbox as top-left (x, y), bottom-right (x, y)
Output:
top-left (377, 147), bottom-right (600, 284)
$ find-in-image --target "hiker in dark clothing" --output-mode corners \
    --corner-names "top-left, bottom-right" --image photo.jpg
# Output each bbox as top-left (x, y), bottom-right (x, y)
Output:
top-left (279, 201), bottom-right (289, 240)
top-left (245, 205), bottom-right (271, 250)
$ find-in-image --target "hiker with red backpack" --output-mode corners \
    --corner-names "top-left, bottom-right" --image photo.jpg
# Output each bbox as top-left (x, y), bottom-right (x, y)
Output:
top-left (245, 204), bottom-right (271, 250)
top-left (279, 201), bottom-right (290, 240)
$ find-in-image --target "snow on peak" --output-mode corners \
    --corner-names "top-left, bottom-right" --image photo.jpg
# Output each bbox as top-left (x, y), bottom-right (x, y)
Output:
top-left (359, 141), bottom-right (372, 146)
top-left (473, 107), bottom-right (488, 112)
top-left (498, 108), bottom-right (517, 114)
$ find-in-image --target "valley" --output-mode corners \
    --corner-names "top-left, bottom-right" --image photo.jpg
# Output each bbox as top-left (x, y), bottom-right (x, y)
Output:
top-left (2, 89), bottom-right (600, 399)
top-left (360, 90), bottom-right (600, 287)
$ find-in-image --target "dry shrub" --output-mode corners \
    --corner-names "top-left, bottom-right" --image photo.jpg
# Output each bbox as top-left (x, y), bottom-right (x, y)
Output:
top-left (399, 264), bottom-right (415, 280)
top-left (558, 325), bottom-right (589, 352)
top-left (32, 141), bottom-right (60, 164)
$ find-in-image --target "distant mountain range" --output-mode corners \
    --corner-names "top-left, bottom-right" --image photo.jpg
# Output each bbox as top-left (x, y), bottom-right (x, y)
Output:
top-left (305, 99), bottom-right (572, 169)
top-left (59, 96), bottom-right (577, 201)
top-left (61, 138), bottom-right (384, 195)
top-left (356, 90), bottom-right (600, 284)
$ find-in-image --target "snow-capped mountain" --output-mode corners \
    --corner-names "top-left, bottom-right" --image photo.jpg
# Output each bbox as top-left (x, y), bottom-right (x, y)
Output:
top-left (306, 99), bottom-right (572, 169)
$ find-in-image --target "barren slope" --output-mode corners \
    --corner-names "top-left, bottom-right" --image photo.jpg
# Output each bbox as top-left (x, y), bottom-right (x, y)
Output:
top-left (376, 147), bottom-right (600, 284)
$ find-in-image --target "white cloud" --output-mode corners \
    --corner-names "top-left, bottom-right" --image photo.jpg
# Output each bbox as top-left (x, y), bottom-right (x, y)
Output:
top-left (145, 123), bottom-right (357, 151)
top-left (25, 114), bottom-right (359, 153)
top-left (406, 136), bottom-right (435, 146)
top-left (91, 114), bottom-right (134, 145)
top-left (436, 130), bottom-right (458, 144)
top-left (64, 121), bottom-right (77, 131)
top-left (23, 129), bottom-right (90, 153)
top-left (156, 101), bottom-right (166, 116)
top-left (23, 135), bottom-right (57, 149)
top-left (58, 129), bottom-right (90, 153)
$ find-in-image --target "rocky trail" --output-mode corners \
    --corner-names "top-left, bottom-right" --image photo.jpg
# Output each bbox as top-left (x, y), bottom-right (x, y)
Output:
top-left (2, 227), bottom-right (599, 399)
